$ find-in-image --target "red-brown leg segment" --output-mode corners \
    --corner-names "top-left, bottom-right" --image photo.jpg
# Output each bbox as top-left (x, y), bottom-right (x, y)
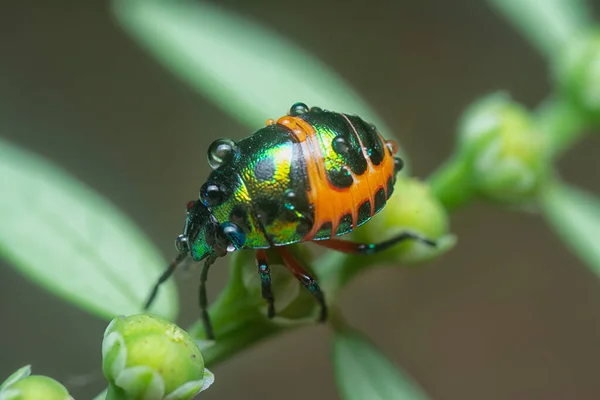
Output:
top-left (315, 232), bottom-right (437, 255)
top-left (276, 246), bottom-right (327, 322)
top-left (256, 249), bottom-right (275, 318)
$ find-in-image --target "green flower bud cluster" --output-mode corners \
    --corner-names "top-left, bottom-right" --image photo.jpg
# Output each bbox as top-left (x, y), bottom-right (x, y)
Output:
top-left (456, 92), bottom-right (547, 206)
top-left (102, 314), bottom-right (214, 400)
top-left (0, 365), bottom-right (72, 400)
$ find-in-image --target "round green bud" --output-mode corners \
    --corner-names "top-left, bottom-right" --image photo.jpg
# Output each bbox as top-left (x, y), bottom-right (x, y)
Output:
top-left (458, 92), bottom-right (547, 205)
top-left (0, 366), bottom-right (72, 400)
top-left (554, 29), bottom-right (600, 121)
top-left (352, 176), bottom-right (455, 264)
top-left (102, 314), bottom-right (214, 400)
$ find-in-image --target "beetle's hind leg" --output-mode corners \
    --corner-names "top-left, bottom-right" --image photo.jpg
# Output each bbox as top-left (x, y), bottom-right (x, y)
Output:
top-left (276, 246), bottom-right (327, 322)
top-left (314, 231), bottom-right (437, 255)
top-left (256, 249), bottom-right (275, 318)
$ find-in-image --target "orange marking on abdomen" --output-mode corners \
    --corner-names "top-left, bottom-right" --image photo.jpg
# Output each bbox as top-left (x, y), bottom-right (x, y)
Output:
top-left (281, 116), bottom-right (397, 241)
top-left (277, 116), bottom-right (309, 142)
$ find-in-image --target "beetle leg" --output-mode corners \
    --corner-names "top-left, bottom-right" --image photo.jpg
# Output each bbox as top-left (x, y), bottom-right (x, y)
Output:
top-left (144, 252), bottom-right (188, 310)
top-left (276, 247), bottom-right (327, 322)
top-left (315, 232), bottom-right (437, 255)
top-left (199, 255), bottom-right (217, 340)
top-left (256, 249), bottom-right (275, 318)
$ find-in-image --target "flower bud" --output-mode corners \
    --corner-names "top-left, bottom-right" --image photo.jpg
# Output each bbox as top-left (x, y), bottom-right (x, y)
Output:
top-left (458, 92), bottom-right (547, 206)
top-left (102, 314), bottom-right (214, 400)
top-left (352, 175), bottom-right (455, 264)
top-left (554, 29), bottom-right (600, 121)
top-left (0, 366), bottom-right (72, 400)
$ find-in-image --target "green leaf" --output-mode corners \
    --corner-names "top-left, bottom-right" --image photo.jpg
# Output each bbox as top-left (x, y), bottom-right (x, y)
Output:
top-left (486, 0), bottom-right (592, 60)
top-left (332, 328), bottom-right (430, 400)
top-left (0, 138), bottom-right (177, 320)
top-left (111, 0), bottom-right (407, 165)
top-left (0, 365), bottom-right (31, 393)
top-left (541, 181), bottom-right (600, 278)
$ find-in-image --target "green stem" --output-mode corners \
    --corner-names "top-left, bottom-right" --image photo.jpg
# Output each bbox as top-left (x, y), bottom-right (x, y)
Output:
top-left (536, 96), bottom-right (591, 157)
top-left (105, 384), bottom-right (127, 400)
top-left (189, 247), bottom-right (377, 366)
top-left (486, 0), bottom-right (592, 61)
top-left (191, 313), bottom-right (285, 366)
top-left (187, 278), bottom-right (287, 366)
top-left (427, 155), bottom-right (474, 212)
top-left (187, 247), bottom-right (311, 367)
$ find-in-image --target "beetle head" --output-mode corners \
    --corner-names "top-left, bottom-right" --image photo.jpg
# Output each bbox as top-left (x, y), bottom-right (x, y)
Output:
top-left (175, 200), bottom-right (228, 261)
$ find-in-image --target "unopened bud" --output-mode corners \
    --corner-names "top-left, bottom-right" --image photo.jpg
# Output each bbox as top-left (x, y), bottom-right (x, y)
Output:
top-left (458, 92), bottom-right (547, 205)
top-left (0, 366), bottom-right (72, 400)
top-left (102, 314), bottom-right (213, 400)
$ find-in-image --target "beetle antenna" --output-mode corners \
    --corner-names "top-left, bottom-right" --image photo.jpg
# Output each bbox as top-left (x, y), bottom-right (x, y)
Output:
top-left (144, 252), bottom-right (188, 310)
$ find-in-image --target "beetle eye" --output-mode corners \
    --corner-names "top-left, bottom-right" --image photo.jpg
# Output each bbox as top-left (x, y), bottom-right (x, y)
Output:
top-left (186, 200), bottom-right (196, 211)
top-left (175, 234), bottom-right (189, 253)
top-left (207, 138), bottom-right (238, 169)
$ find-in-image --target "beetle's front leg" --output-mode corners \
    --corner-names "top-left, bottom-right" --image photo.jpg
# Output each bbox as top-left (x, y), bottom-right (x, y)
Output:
top-left (256, 249), bottom-right (275, 318)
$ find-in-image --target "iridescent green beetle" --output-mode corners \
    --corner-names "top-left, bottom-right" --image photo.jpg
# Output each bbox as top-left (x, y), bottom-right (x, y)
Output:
top-left (145, 103), bottom-right (436, 339)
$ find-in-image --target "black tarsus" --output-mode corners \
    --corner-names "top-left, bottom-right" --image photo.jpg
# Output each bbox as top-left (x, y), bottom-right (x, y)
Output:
top-left (256, 250), bottom-right (275, 318)
top-left (277, 247), bottom-right (327, 322)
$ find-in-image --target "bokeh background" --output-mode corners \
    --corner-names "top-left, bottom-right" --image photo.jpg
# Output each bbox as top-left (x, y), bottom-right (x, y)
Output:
top-left (2, 1), bottom-right (600, 399)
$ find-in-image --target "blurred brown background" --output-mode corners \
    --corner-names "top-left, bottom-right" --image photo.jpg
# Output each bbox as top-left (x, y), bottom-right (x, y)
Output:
top-left (2, 1), bottom-right (600, 399)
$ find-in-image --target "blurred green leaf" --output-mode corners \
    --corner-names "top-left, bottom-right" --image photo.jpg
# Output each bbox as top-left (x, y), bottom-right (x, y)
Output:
top-left (0, 138), bottom-right (177, 320)
top-left (0, 365), bottom-right (30, 393)
top-left (333, 328), bottom-right (430, 400)
top-left (541, 181), bottom-right (600, 277)
top-left (486, 0), bottom-right (592, 60)
top-left (112, 0), bottom-right (407, 164)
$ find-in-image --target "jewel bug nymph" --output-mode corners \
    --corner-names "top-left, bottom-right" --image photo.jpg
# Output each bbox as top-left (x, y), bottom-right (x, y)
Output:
top-left (145, 103), bottom-right (437, 339)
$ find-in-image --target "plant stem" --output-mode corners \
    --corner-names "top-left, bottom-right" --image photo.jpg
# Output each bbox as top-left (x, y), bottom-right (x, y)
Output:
top-left (486, 0), bottom-right (593, 60)
top-left (105, 384), bottom-right (126, 400)
top-left (427, 156), bottom-right (474, 212)
top-left (536, 96), bottom-right (591, 157)
top-left (192, 315), bottom-right (285, 366)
